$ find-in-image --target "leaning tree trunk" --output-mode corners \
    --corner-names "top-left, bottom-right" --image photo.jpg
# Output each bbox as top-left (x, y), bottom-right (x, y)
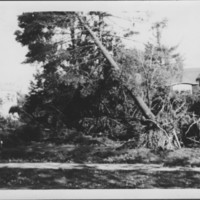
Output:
top-left (76, 13), bottom-right (181, 150)
top-left (76, 13), bottom-right (155, 120)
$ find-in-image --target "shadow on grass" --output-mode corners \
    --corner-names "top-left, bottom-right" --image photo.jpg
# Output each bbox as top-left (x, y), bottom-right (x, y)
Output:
top-left (1, 166), bottom-right (200, 189)
top-left (1, 141), bottom-right (200, 168)
top-left (164, 157), bottom-right (191, 167)
top-left (0, 143), bottom-right (117, 163)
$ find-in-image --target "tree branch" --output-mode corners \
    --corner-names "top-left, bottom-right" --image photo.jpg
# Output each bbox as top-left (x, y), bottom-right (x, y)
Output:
top-left (185, 119), bottom-right (200, 136)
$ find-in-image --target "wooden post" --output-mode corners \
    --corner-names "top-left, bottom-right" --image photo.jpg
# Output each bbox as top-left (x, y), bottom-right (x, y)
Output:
top-left (76, 13), bottom-right (155, 120)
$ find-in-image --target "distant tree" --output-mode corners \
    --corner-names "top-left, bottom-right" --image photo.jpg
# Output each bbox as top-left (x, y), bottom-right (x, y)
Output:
top-left (0, 98), bottom-right (3, 106)
top-left (116, 20), bottom-right (183, 113)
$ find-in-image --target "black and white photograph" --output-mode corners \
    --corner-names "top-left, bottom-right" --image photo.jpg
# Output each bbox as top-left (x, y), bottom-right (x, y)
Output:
top-left (1, 0), bottom-right (200, 198)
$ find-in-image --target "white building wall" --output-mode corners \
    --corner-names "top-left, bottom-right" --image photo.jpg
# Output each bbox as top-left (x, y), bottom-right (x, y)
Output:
top-left (172, 84), bottom-right (193, 94)
top-left (0, 91), bottom-right (17, 117)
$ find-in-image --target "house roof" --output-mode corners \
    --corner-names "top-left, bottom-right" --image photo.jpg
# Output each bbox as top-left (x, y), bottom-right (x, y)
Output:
top-left (171, 82), bottom-right (198, 86)
top-left (182, 68), bottom-right (200, 84)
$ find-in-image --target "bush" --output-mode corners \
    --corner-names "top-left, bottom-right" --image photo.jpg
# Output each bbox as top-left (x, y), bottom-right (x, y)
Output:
top-left (14, 124), bottom-right (41, 142)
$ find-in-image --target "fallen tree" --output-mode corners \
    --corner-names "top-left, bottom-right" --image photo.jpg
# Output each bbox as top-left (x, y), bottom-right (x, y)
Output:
top-left (14, 11), bottom-right (198, 150)
top-left (76, 13), bottom-right (182, 150)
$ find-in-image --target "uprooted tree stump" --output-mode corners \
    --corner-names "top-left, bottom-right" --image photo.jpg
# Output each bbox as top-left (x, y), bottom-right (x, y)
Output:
top-left (145, 129), bottom-right (176, 150)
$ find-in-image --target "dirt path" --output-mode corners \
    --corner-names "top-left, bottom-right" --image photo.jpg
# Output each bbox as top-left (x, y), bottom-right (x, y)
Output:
top-left (0, 162), bottom-right (200, 172)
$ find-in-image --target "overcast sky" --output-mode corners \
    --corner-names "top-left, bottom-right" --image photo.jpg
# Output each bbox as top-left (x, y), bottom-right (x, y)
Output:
top-left (0, 1), bottom-right (200, 93)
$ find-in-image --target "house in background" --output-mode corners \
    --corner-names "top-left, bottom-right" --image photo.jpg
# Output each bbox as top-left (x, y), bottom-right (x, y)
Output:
top-left (171, 68), bottom-right (200, 94)
top-left (0, 90), bottom-right (17, 117)
top-left (0, 82), bottom-right (18, 117)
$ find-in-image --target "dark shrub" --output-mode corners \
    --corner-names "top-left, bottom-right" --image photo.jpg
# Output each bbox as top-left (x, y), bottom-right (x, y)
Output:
top-left (14, 124), bottom-right (41, 142)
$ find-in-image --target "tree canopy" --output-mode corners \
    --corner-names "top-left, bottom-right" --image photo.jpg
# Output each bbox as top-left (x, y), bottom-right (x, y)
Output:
top-left (15, 12), bottom-right (184, 146)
